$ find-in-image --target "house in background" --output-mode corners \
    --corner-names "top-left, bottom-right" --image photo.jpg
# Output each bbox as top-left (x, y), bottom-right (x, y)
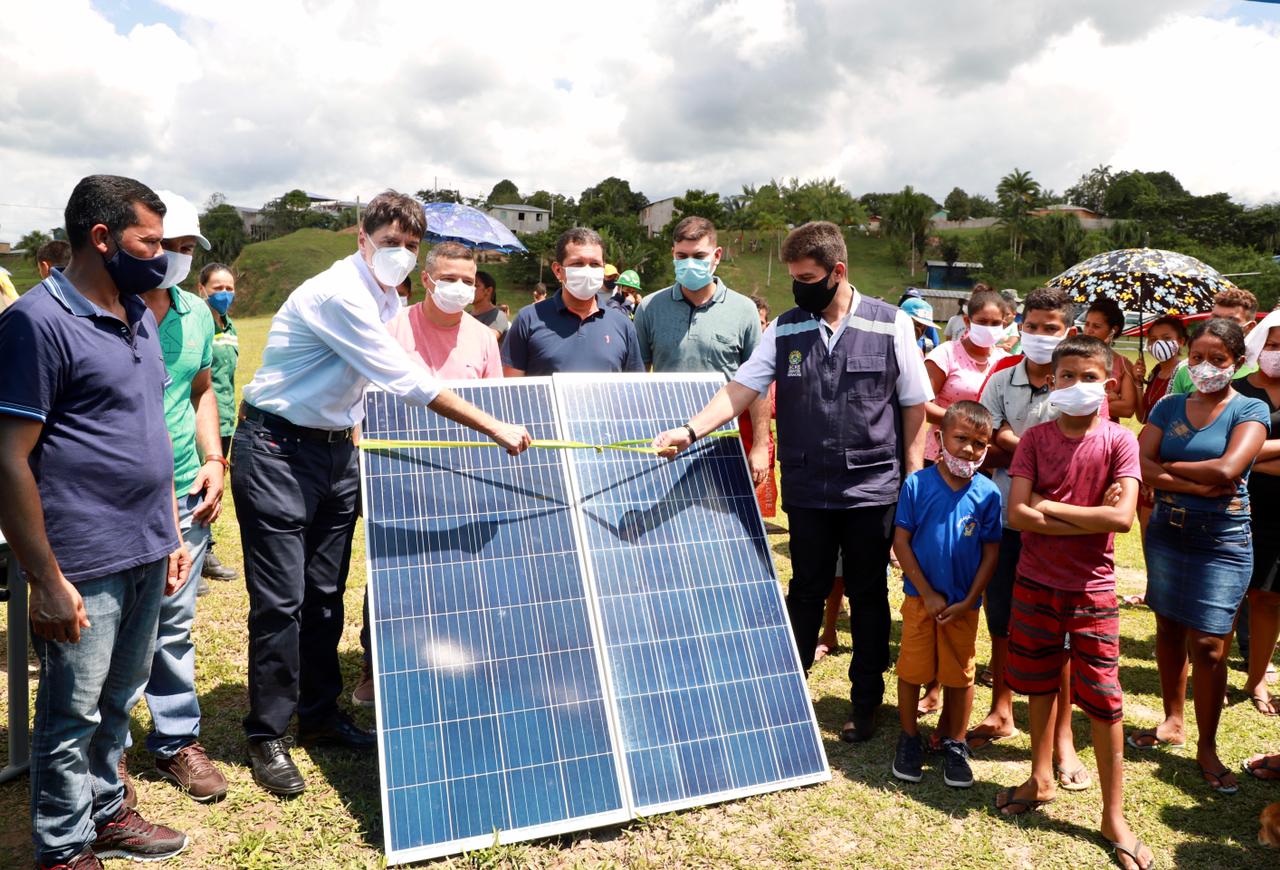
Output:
top-left (914, 287), bottom-right (974, 321)
top-left (487, 204), bottom-right (551, 234)
top-left (1028, 203), bottom-right (1102, 220)
top-left (639, 197), bottom-right (677, 238)
top-left (0, 241), bottom-right (10, 254)
top-left (924, 260), bottom-right (984, 290)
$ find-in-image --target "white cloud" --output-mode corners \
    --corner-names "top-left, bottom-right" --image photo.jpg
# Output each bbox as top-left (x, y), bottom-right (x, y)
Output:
top-left (0, 0), bottom-right (1276, 241)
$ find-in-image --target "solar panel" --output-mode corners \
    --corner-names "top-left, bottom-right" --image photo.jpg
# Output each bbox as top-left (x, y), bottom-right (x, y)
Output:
top-left (551, 373), bottom-right (830, 814)
top-left (361, 380), bottom-right (629, 865)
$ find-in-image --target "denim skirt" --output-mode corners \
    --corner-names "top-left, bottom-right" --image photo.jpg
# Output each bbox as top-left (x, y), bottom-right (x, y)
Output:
top-left (1144, 503), bottom-right (1252, 635)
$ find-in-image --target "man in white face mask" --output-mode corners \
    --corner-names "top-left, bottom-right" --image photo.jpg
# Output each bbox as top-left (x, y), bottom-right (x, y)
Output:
top-left (502, 226), bottom-right (644, 376)
top-left (233, 191), bottom-right (531, 797)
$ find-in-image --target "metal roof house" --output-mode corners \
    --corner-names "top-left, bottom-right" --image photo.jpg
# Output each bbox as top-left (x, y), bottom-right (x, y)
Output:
top-left (487, 204), bottom-right (551, 234)
top-left (924, 260), bottom-right (984, 291)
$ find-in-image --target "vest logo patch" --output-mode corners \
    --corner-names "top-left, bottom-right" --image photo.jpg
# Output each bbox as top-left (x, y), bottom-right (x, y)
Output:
top-left (786, 349), bottom-right (803, 377)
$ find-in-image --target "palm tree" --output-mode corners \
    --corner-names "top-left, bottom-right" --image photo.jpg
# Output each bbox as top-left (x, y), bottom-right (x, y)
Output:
top-left (996, 168), bottom-right (1041, 261)
top-left (882, 186), bottom-right (934, 275)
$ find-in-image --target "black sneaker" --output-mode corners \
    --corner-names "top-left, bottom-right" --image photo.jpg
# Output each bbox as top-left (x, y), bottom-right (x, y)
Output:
top-left (202, 549), bottom-right (238, 581)
top-left (892, 731), bottom-right (924, 783)
top-left (942, 738), bottom-right (974, 788)
top-left (91, 806), bottom-right (188, 862)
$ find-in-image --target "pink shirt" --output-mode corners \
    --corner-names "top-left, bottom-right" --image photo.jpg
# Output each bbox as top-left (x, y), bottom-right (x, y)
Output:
top-left (386, 303), bottom-right (503, 380)
top-left (924, 340), bottom-right (1007, 460)
top-left (1010, 419), bottom-right (1141, 592)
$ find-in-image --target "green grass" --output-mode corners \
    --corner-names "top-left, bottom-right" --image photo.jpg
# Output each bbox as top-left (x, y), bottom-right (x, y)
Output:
top-left (1, 317), bottom-right (1278, 868)
top-left (232, 228), bottom-right (362, 315)
top-left (0, 252), bottom-right (43, 293)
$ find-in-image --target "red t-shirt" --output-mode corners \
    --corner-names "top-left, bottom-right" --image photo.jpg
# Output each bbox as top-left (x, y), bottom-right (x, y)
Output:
top-left (1010, 418), bottom-right (1141, 592)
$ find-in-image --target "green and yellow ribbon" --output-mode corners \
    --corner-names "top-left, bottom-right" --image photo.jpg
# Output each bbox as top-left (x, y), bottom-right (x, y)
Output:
top-left (359, 429), bottom-right (740, 457)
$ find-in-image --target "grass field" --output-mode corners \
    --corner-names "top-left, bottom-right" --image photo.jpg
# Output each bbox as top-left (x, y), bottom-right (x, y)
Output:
top-left (1, 316), bottom-right (1278, 869)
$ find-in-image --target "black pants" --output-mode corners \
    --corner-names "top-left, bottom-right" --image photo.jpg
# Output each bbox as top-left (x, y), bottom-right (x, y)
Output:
top-left (786, 503), bottom-right (896, 714)
top-left (230, 416), bottom-right (360, 740)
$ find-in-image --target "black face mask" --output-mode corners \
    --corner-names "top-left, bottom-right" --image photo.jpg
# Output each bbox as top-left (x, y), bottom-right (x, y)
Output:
top-left (792, 271), bottom-right (838, 315)
top-left (603, 280), bottom-right (618, 291)
top-left (102, 237), bottom-right (169, 296)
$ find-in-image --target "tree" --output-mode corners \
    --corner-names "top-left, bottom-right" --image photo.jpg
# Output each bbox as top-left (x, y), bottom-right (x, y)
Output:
top-left (882, 186), bottom-right (934, 275)
top-left (578, 177), bottom-right (648, 224)
top-left (858, 192), bottom-right (895, 219)
top-left (968, 194), bottom-right (997, 219)
top-left (416, 188), bottom-right (464, 204)
top-left (943, 187), bottom-right (971, 221)
top-left (996, 168), bottom-right (1042, 260)
top-left (18, 229), bottom-right (53, 260)
top-left (779, 177), bottom-right (866, 226)
top-left (486, 179), bottom-right (521, 206)
top-left (1064, 164), bottom-right (1113, 213)
top-left (526, 190), bottom-right (576, 223)
top-left (1103, 173), bottom-right (1160, 219)
top-left (1031, 212), bottom-right (1087, 274)
top-left (261, 189), bottom-right (334, 237)
top-left (200, 204), bottom-right (249, 265)
top-left (671, 189), bottom-right (727, 226)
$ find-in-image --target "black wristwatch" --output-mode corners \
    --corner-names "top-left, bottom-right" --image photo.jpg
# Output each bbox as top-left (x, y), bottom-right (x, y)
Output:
top-left (682, 424), bottom-right (699, 443)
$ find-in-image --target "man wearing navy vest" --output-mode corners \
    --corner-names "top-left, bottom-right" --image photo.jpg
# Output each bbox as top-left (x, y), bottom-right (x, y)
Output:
top-left (654, 221), bottom-right (931, 743)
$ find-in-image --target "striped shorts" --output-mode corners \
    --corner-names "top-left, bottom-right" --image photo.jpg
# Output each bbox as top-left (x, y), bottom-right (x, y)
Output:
top-left (1006, 577), bottom-right (1122, 723)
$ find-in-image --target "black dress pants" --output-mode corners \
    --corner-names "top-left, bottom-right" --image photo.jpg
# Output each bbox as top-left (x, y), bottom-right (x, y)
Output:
top-left (231, 416), bottom-right (360, 740)
top-left (785, 502), bottom-right (896, 714)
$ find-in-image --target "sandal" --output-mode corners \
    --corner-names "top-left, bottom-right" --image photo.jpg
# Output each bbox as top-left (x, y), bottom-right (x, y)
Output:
top-left (1125, 728), bottom-right (1184, 751)
top-left (1242, 753), bottom-right (1280, 781)
top-left (1251, 696), bottom-right (1279, 717)
top-left (1199, 764), bottom-right (1239, 795)
top-left (966, 726), bottom-right (1020, 751)
top-left (994, 785), bottom-right (1053, 816)
top-left (813, 643), bottom-right (834, 663)
top-left (1111, 837), bottom-right (1155, 870)
top-left (976, 667), bottom-right (994, 688)
top-left (1055, 764), bottom-right (1093, 791)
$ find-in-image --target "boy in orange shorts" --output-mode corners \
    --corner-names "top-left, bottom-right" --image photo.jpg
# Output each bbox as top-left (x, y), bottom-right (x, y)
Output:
top-left (892, 401), bottom-right (1002, 787)
top-left (999, 335), bottom-right (1151, 870)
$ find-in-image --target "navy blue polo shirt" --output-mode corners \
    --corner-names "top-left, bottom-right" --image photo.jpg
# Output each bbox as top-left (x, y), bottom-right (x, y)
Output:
top-left (501, 291), bottom-right (644, 375)
top-left (0, 270), bottom-right (178, 582)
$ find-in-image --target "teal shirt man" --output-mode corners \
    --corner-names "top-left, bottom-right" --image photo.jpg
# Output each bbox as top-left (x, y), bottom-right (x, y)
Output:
top-left (158, 286), bottom-right (215, 495)
top-left (633, 277), bottom-right (761, 375)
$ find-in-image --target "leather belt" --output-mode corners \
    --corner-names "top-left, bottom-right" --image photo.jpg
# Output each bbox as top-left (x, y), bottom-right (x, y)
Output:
top-left (239, 402), bottom-right (354, 443)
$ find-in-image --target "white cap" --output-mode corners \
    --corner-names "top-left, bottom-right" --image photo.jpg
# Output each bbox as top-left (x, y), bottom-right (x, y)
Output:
top-left (155, 189), bottom-right (211, 250)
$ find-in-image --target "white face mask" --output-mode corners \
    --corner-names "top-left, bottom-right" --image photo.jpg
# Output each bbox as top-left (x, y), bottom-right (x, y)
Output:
top-left (160, 251), bottom-right (192, 289)
top-left (1049, 381), bottom-right (1107, 416)
top-left (1150, 339), bottom-right (1181, 363)
top-left (430, 278), bottom-right (475, 315)
top-left (1020, 332), bottom-right (1065, 365)
top-left (562, 265), bottom-right (604, 301)
top-left (1188, 360), bottom-right (1235, 393)
top-left (1260, 350), bottom-right (1280, 379)
top-left (965, 323), bottom-right (1004, 348)
top-left (369, 241), bottom-right (417, 288)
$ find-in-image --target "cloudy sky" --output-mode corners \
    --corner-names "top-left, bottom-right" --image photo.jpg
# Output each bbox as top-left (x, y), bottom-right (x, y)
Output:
top-left (1, 0), bottom-right (1277, 239)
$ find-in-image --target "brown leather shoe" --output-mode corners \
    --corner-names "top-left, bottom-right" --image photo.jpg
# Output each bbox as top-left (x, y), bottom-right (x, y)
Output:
top-left (155, 742), bottom-right (228, 803)
top-left (117, 757), bottom-right (136, 809)
top-left (352, 661), bottom-right (375, 708)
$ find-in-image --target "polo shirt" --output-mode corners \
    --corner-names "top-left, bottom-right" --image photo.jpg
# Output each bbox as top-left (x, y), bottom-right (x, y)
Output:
top-left (501, 291), bottom-right (644, 376)
top-left (633, 277), bottom-right (761, 376)
top-left (978, 357), bottom-right (1059, 525)
top-left (157, 286), bottom-right (215, 496)
top-left (0, 270), bottom-right (179, 582)
top-left (211, 314), bottom-right (239, 438)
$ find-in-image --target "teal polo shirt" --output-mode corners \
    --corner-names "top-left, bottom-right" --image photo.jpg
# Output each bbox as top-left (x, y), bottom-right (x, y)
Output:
top-left (633, 278), bottom-right (761, 376)
top-left (158, 286), bottom-right (215, 496)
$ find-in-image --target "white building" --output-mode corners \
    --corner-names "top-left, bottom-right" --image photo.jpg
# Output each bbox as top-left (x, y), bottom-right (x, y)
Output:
top-left (487, 204), bottom-right (551, 234)
top-left (639, 196), bottom-right (677, 238)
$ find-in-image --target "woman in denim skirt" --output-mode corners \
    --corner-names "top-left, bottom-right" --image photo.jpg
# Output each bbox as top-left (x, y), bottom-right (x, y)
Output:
top-left (1128, 319), bottom-right (1269, 796)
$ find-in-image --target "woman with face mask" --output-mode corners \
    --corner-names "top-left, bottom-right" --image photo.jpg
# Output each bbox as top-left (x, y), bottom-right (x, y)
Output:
top-left (1233, 311), bottom-right (1280, 718)
top-left (199, 263), bottom-right (239, 456)
top-left (1131, 318), bottom-right (1269, 795)
top-left (1135, 316), bottom-right (1188, 425)
top-left (1081, 298), bottom-right (1139, 421)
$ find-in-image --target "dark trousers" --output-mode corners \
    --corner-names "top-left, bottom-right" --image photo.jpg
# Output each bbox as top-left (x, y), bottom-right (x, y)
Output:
top-left (786, 503), bottom-right (896, 714)
top-left (230, 416), bottom-right (360, 740)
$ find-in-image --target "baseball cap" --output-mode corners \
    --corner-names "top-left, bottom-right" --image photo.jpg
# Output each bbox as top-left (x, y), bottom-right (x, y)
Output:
top-left (155, 190), bottom-right (211, 250)
top-left (603, 264), bottom-right (620, 279)
top-left (901, 297), bottom-right (935, 327)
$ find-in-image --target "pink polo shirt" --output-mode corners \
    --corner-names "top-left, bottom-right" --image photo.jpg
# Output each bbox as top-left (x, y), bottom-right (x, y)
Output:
top-left (386, 303), bottom-right (503, 380)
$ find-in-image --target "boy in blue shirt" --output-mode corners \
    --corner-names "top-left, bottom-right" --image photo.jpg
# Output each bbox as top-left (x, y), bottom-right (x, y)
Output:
top-left (892, 401), bottom-right (1002, 787)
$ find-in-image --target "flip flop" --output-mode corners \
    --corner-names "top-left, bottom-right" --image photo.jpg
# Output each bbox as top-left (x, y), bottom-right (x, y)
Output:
top-left (813, 643), bottom-right (833, 663)
top-left (1111, 837), bottom-right (1155, 870)
top-left (1199, 765), bottom-right (1239, 795)
top-left (1242, 754), bottom-right (1280, 781)
top-left (1251, 696), bottom-right (1279, 717)
top-left (1055, 764), bottom-right (1093, 791)
top-left (917, 701), bottom-right (941, 717)
top-left (976, 667), bottom-right (995, 688)
top-left (994, 785), bottom-right (1053, 816)
top-left (966, 726), bottom-right (1020, 751)
top-left (1125, 728), bottom-right (1185, 751)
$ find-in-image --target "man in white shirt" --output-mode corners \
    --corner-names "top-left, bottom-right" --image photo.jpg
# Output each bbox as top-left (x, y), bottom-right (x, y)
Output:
top-left (654, 221), bottom-right (931, 744)
top-left (231, 191), bottom-right (530, 797)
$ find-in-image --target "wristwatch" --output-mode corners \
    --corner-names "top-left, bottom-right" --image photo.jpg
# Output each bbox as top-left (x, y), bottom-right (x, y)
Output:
top-left (682, 424), bottom-right (698, 444)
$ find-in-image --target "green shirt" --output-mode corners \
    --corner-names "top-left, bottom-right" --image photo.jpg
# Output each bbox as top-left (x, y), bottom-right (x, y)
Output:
top-left (633, 277), bottom-right (761, 376)
top-left (158, 286), bottom-right (215, 496)
top-left (1169, 360), bottom-right (1256, 394)
top-left (211, 315), bottom-right (239, 438)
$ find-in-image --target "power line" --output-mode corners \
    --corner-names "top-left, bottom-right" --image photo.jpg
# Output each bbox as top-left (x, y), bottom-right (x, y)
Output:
top-left (0, 202), bottom-right (63, 211)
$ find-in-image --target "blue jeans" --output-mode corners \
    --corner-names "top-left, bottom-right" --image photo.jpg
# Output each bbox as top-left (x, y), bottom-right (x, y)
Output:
top-left (30, 559), bottom-right (167, 864)
top-left (130, 493), bottom-right (210, 757)
top-left (1145, 503), bottom-right (1252, 636)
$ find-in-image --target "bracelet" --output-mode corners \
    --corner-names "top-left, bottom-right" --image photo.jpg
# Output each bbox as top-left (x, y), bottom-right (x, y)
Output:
top-left (204, 455), bottom-right (230, 469)
top-left (682, 424), bottom-right (698, 443)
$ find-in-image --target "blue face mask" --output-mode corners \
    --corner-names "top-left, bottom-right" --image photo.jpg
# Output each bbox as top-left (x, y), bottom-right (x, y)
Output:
top-left (674, 256), bottom-right (715, 291)
top-left (207, 291), bottom-right (234, 316)
top-left (102, 239), bottom-right (169, 295)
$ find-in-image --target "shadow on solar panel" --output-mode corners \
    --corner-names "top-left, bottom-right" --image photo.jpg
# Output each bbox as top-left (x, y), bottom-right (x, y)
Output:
top-left (359, 376), bottom-right (829, 864)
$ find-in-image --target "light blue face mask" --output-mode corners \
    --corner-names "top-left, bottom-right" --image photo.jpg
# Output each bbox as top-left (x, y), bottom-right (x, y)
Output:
top-left (673, 256), bottom-right (715, 290)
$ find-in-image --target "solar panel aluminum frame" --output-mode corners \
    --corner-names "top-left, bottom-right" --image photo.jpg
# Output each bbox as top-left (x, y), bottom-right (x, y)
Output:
top-left (550, 372), bottom-right (831, 817)
top-left (360, 379), bottom-right (633, 865)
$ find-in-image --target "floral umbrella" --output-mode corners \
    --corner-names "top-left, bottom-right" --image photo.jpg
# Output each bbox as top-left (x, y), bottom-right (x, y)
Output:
top-left (420, 201), bottom-right (528, 253)
top-left (1046, 248), bottom-right (1235, 354)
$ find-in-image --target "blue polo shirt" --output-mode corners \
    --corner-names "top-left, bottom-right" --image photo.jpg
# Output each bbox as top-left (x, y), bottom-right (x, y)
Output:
top-left (0, 270), bottom-right (179, 582)
top-left (502, 291), bottom-right (644, 375)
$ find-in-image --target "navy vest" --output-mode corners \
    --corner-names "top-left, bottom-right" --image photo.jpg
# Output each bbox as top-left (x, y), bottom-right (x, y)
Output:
top-left (773, 295), bottom-right (902, 509)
